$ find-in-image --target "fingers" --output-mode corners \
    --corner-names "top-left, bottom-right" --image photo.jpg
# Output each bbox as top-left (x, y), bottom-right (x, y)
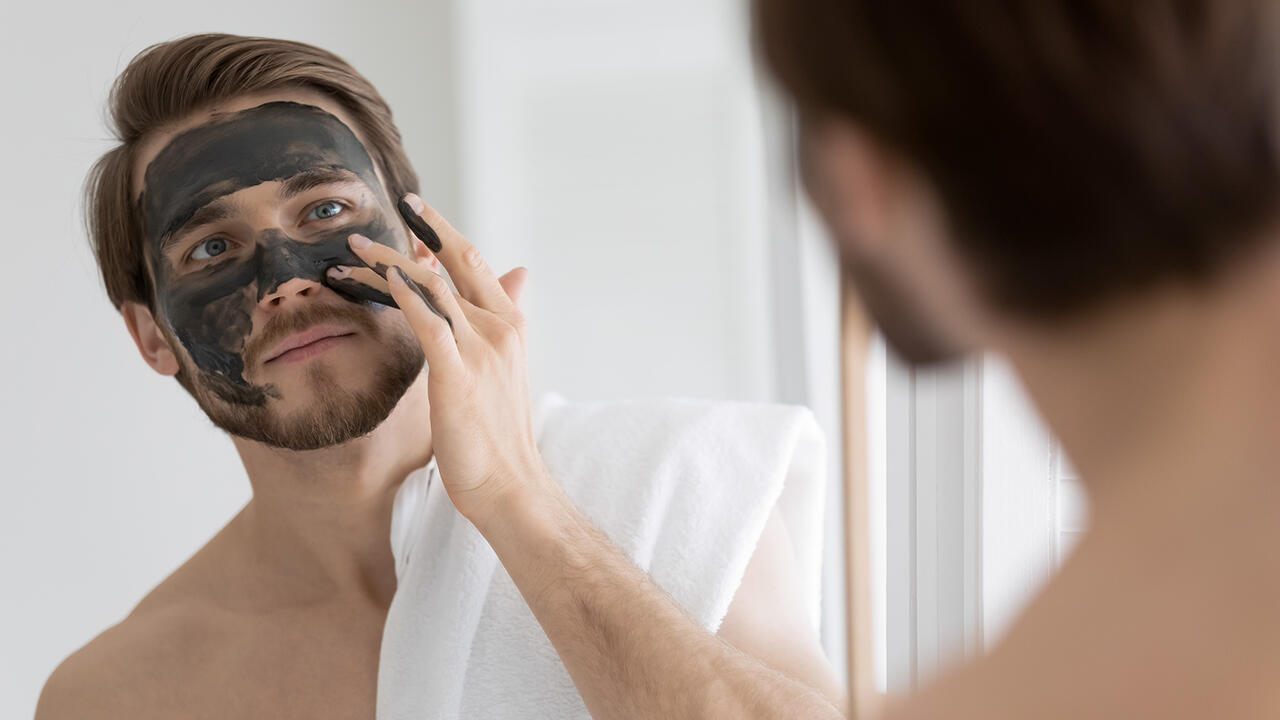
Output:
top-left (396, 196), bottom-right (442, 253)
top-left (325, 265), bottom-right (395, 307)
top-left (398, 194), bottom-right (516, 315)
top-left (409, 265), bottom-right (472, 338)
top-left (387, 266), bottom-right (466, 377)
top-left (326, 264), bottom-right (456, 330)
top-left (341, 233), bottom-right (443, 310)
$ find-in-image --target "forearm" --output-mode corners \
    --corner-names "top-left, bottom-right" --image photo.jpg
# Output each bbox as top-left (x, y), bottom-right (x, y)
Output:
top-left (470, 473), bottom-right (844, 720)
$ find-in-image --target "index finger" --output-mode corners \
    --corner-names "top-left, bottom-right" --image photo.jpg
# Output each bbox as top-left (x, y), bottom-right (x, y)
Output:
top-left (398, 193), bottom-right (516, 314)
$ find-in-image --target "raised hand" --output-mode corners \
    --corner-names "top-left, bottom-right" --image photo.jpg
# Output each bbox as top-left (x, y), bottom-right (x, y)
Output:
top-left (327, 193), bottom-right (543, 524)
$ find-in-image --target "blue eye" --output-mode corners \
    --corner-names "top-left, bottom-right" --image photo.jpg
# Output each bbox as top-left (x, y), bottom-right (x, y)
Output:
top-left (190, 237), bottom-right (228, 261)
top-left (307, 201), bottom-right (345, 221)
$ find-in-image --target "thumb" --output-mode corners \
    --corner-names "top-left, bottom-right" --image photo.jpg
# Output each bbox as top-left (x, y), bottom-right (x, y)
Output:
top-left (498, 266), bottom-right (530, 307)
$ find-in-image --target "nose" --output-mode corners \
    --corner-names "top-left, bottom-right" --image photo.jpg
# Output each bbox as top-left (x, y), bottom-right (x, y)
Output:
top-left (253, 230), bottom-right (331, 309)
top-left (258, 276), bottom-right (324, 310)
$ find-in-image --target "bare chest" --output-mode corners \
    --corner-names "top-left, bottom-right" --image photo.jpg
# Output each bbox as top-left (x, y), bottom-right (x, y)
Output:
top-left (151, 605), bottom-right (388, 720)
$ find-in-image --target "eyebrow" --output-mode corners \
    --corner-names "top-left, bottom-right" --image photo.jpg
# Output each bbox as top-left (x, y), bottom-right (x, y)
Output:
top-left (277, 166), bottom-right (364, 200)
top-left (160, 195), bottom-right (239, 253)
top-left (159, 166), bottom-right (366, 253)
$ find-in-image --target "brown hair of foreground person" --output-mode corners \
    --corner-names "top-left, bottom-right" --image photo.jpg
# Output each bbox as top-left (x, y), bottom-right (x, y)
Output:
top-left (754, 1), bottom-right (1280, 319)
top-left (84, 33), bottom-right (420, 312)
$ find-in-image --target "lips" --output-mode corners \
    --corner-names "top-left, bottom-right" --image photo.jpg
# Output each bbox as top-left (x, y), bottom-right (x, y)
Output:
top-left (263, 324), bottom-right (356, 363)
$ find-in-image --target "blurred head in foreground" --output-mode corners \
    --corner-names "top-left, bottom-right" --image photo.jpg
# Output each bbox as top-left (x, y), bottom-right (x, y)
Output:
top-left (755, 1), bottom-right (1280, 365)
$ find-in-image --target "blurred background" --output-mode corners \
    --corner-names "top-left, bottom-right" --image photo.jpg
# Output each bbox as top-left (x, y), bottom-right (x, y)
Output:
top-left (1, 1), bottom-right (1085, 717)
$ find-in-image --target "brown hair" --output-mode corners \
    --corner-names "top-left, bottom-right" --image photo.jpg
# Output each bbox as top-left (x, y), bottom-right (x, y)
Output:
top-left (755, 1), bottom-right (1280, 317)
top-left (85, 33), bottom-right (419, 310)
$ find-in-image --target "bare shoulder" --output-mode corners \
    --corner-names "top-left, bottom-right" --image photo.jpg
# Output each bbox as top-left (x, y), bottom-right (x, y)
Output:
top-left (717, 506), bottom-right (846, 710)
top-left (35, 539), bottom-right (238, 720)
top-left (883, 522), bottom-right (1280, 720)
top-left (35, 596), bottom-right (224, 720)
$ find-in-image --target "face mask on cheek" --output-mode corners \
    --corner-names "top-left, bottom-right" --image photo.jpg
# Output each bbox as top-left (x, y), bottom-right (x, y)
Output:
top-left (139, 101), bottom-right (407, 407)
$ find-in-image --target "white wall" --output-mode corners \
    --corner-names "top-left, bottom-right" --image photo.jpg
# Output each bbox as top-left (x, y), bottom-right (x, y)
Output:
top-left (1, 2), bottom-right (847, 717)
top-left (453, 0), bottom-right (776, 404)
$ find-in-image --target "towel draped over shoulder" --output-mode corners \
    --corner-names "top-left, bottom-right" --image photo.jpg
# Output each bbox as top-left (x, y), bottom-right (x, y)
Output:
top-left (377, 393), bottom-right (827, 720)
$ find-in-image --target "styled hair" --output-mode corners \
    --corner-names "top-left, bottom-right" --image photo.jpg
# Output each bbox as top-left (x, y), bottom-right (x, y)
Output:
top-left (755, 1), bottom-right (1280, 317)
top-left (85, 33), bottom-right (419, 310)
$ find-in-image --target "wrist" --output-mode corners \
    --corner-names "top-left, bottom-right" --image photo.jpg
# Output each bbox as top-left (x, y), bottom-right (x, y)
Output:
top-left (465, 460), bottom-right (567, 541)
top-left (467, 464), bottom-right (597, 611)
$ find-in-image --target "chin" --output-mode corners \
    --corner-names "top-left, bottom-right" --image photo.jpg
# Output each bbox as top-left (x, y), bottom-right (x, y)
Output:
top-left (276, 359), bottom-right (369, 402)
top-left (179, 326), bottom-right (425, 451)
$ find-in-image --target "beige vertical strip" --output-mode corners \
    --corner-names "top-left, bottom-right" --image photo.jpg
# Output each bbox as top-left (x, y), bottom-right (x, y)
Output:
top-left (841, 270), bottom-right (877, 719)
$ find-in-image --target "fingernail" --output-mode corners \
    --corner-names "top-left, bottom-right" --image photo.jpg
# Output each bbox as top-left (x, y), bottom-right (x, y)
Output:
top-left (350, 234), bottom-right (372, 249)
top-left (389, 265), bottom-right (408, 285)
top-left (327, 265), bottom-right (352, 279)
top-left (403, 193), bottom-right (426, 213)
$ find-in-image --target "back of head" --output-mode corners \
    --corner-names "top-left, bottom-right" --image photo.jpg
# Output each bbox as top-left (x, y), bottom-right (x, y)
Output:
top-left (85, 33), bottom-right (418, 312)
top-left (755, 0), bottom-right (1280, 319)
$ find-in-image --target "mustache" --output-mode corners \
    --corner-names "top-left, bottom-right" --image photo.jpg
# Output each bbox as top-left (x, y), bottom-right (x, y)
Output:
top-left (242, 301), bottom-right (381, 369)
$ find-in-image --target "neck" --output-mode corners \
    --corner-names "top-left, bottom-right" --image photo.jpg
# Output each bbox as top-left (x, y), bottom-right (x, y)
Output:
top-left (998, 238), bottom-right (1280, 522)
top-left (228, 373), bottom-right (433, 609)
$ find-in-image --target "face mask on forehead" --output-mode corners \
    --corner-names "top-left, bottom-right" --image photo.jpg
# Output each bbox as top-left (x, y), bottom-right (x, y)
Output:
top-left (138, 101), bottom-right (405, 407)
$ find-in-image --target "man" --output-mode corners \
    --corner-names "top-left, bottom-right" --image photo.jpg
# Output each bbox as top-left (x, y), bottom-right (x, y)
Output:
top-left (35, 34), bottom-right (840, 718)
top-left (173, 4), bottom-right (1276, 720)
top-left (363, 1), bottom-right (1280, 718)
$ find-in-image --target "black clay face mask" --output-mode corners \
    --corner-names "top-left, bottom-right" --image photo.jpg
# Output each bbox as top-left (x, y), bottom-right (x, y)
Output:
top-left (139, 101), bottom-right (407, 407)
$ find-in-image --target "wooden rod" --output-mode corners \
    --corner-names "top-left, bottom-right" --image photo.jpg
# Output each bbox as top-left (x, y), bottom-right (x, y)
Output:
top-left (840, 269), bottom-right (877, 719)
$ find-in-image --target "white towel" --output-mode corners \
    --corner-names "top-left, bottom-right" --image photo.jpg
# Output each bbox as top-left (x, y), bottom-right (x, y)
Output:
top-left (377, 393), bottom-right (827, 719)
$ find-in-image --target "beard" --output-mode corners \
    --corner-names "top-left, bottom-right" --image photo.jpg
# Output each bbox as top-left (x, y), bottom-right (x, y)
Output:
top-left (842, 248), bottom-right (967, 367)
top-left (170, 302), bottom-right (425, 451)
top-left (797, 118), bottom-right (969, 367)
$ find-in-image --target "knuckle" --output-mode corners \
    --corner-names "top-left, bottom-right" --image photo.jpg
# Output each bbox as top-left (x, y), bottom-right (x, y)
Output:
top-left (423, 271), bottom-right (450, 295)
top-left (427, 324), bottom-right (454, 347)
top-left (509, 313), bottom-right (528, 336)
top-left (493, 322), bottom-right (521, 352)
top-left (464, 246), bottom-right (485, 268)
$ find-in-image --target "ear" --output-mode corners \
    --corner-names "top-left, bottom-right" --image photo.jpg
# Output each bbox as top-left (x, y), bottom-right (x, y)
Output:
top-left (121, 301), bottom-right (180, 376)
top-left (801, 118), bottom-right (899, 257)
